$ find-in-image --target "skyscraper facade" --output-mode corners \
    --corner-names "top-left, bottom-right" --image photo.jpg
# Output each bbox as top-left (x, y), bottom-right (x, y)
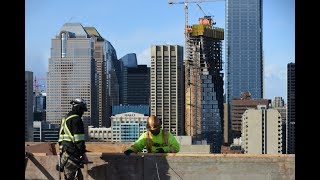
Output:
top-left (241, 105), bottom-right (282, 154)
top-left (34, 94), bottom-right (46, 113)
top-left (119, 53), bottom-right (149, 106)
top-left (105, 40), bottom-right (120, 127)
top-left (184, 16), bottom-right (224, 153)
top-left (33, 121), bottom-right (59, 142)
top-left (150, 45), bottom-right (185, 136)
top-left (231, 92), bottom-right (270, 138)
top-left (119, 53), bottom-right (138, 68)
top-left (84, 27), bottom-right (108, 128)
top-left (272, 96), bottom-right (287, 154)
top-left (226, 0), bottom-right (263, 102)
top-left (119, 53), bottom-right (134, 105)
top-left (111, 112), bottom-right (148, 142)
top-left (25, 71), bottom-right (34, 142)
top-left (111, 105), bottom-right (149, 144)
top-left (34, 94), bottom-right (47, 122)
top-left (106, 41), bottom-right (120, 107)
top-left (287, 62), bottom-right (295, 154)
top-left (46, 23), bottom-right (98, 137)
top-left (122, 65), bottom-right (150, 105)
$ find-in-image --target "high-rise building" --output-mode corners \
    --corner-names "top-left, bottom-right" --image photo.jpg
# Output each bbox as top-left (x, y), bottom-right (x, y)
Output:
top-left (34, 94), bottom-right (46, 122)
top-left (106, 41), bottom-right (120, 108)
top-left (121, 65), bottom-right (150, 105)
top-left (287, 62), bottom-right (295, 154)
top-left (150, 45), bottom-right (185, 136)
top-left (34, 94), bottom-right (46, 112)
top-left (118, 53), bottom-right (138, 105)
top-left (84, 27), bottom-right (109, 128)
top-left (25, 71), bottom-right (34, 142)
top-left (46, 23), bottom-right (99, 138)
top-left (226, 0), bottom-right (263, 102)
top-left (231, 91), bottom-right (271, 138)
top-left (105, 40), bottom-right (120, 127)
top-left (272, 97), bottom-right (285, 108)
top-left (272, 96), bottom-right (287, 154)
top-left (33, 121), bottom-right (60, 142)
top-left (223, 103), bottom-right (232, 144)
top-left (119, 53), bottom-right (150, 106)
top-left (225, 0), bottom-right (263, 109)
top-left (119, 53), bottom-right (138, 68)
top-left (241, 105), bottom-right (282, 154)
top-left (226, 0), bottom-right (263, 153)
top-left (184, 16), bottom-right (224, 153)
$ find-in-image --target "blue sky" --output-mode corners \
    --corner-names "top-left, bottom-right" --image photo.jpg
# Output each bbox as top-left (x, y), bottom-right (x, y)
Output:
top-left (25, 0), bottom-right (294, 102)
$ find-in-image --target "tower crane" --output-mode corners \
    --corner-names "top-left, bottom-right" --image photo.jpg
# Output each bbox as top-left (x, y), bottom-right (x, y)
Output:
top-left (33, 76), bottom-right (46, 96)
top-left (168, 0), bottom-right (224, 47)
top-left (168, 0), bottom-right (224, 69)
top-left (197, 3), bottom-right (207, 16)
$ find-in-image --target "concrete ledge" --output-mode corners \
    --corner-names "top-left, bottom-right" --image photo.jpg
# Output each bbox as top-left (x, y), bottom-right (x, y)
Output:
top-left (25, 153), bottom-right (295, 180)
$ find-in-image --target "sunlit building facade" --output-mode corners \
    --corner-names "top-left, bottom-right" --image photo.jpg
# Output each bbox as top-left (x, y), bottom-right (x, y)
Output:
top-left (46, 23), bottom-right (98, 138)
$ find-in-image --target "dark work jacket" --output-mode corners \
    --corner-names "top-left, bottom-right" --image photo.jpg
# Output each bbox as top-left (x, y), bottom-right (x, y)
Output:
top-left (59, 110), bottom-right (86, 158)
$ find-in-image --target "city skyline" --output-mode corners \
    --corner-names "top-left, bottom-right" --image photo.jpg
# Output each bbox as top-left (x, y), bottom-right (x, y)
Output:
top-left (25, 0), bottom-right (294, 102)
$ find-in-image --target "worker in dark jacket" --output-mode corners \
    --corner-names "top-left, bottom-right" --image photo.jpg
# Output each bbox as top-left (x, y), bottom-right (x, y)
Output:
top-left (57, 98), bottom-right (88, 180)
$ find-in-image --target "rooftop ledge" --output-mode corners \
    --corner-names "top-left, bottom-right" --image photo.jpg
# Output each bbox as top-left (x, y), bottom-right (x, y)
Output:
top-left (25, 142), bottom-right (295, 180)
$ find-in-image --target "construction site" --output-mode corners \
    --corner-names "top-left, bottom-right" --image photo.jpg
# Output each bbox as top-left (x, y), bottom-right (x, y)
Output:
top-left (184, 14), bottom-right (224, 153)
top-left (169, 0), bottom-right (225, 153)
top-left (25, 1), bottom-right (295, 179)
top-left (25, 142), bottom-right (295, 180)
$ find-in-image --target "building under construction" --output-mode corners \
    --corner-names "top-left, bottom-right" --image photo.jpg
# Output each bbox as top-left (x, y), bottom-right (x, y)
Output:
top-left (185, 16), bottom-right (224, 153)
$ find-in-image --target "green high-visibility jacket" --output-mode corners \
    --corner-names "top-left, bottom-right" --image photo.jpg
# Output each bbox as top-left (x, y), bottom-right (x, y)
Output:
top-left (128, 129), bottom-right (180, 153)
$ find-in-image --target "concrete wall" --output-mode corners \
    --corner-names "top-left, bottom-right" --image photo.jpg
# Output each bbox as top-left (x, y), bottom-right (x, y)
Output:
top-left (25, 153), bottom-right (295, 180)
top-left (179, 145), bottom-right (211, 153)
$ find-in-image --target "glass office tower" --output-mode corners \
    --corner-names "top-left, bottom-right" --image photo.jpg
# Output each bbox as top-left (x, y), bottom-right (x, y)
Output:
top-left (47, 23), bottom-right (98, 133)
top-left (226, 0), bottom-right (263, 102)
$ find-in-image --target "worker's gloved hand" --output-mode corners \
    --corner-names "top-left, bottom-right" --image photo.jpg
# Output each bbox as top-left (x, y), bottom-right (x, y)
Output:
top-left (80, 153), bottom-right (89, 164)
top-left (155, 148), bottom-right (165, 153)
top-left (124, 149), bottom-right (134, 156)
top-left (56, 163), bottom-right (64, 172)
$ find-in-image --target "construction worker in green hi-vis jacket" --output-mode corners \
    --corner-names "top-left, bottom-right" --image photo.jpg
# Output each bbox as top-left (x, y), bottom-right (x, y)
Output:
top-left (124, 115), bottom-right (180, 155)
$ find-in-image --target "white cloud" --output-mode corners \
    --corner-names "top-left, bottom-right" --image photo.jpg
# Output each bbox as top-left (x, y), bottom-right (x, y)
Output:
top-left (25, 49), bottom-right (49, 78)
top-left (136, 42), bottom-right (182, 67)
top-left (25, 65), bottom-right (32, 72)
top-left (137, 47), bottom-right (151, 67)
top-left (265, 64), bottom-right (286, 80)
top-left (264, 64), bottom-right (287, 101)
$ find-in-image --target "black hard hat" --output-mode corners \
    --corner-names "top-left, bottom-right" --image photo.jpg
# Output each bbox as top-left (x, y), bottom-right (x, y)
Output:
top-left (70, 98), bottom-right (88, 111)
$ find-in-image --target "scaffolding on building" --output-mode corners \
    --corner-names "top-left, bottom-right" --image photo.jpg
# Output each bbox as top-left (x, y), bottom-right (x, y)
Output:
top-left (184, 16), bottom-right (224, 152)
